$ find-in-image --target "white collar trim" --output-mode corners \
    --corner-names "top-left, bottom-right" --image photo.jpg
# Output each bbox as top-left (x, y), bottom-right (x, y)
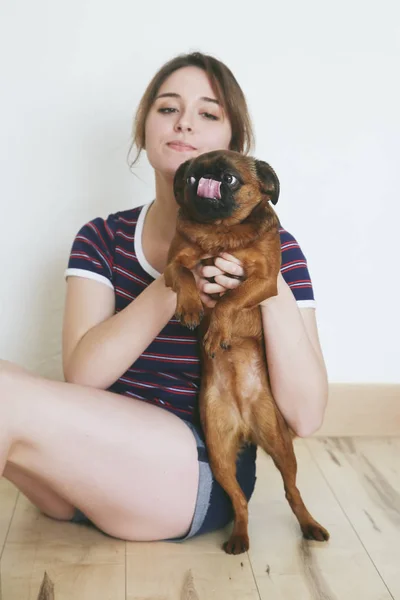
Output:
top-left (134, 201), bottom-right (161, 280)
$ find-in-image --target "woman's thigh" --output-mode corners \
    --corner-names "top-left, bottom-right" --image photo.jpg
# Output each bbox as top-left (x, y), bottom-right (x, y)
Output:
top-left (72, 421), bottom-right (258, 544)
top-left (1, 360), bottom-right (199, 541)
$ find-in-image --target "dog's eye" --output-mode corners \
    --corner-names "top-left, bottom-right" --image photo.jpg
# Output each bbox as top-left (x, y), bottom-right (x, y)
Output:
top-left (223, 173), bottom-right (237, 185)
top-left (187, 176), bottom-right (196, 185)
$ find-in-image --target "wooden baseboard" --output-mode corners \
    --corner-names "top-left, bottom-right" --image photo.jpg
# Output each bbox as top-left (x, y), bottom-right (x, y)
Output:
top-left (312, 383), bottom-right (400, 437)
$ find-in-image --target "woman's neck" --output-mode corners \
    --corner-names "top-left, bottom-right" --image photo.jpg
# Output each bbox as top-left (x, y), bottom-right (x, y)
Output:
top-left (146, 170), bottom-right (179, 247)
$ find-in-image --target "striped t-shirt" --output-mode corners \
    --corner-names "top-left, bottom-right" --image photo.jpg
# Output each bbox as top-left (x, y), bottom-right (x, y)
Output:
top-left (65, 202), bottom-right (315, 425)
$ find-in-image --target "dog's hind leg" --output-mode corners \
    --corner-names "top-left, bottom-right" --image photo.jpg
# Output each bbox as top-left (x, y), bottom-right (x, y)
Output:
top-left (252, 401), bottom-right (330, 542)
top-left (201, 399), bottom-right (251, 554)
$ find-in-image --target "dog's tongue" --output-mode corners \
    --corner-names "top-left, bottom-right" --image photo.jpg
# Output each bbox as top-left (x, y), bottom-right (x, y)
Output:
top-left (197, 177), bottom-right (221, 199)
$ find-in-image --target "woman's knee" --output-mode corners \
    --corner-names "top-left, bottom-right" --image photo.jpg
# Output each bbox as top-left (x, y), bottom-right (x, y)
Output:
top-left (0, 360), bottom-right (39, 448)
top-left (0, 359), bottom-right (15, 381)
top-left (3, 462), bottom-right (76, 521)
top-left (0, 360), bottom-right (19, 419)
top-left (0, 359), bottom-right (28, 389)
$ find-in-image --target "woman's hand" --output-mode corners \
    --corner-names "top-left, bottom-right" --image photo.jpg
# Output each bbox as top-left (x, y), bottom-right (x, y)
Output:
top-left (191, 253), bottom-right (283, 309)
top-left (191, 252), bottom-right (245, 308)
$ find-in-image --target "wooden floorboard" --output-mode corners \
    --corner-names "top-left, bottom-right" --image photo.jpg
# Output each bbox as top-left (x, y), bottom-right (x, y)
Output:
top-left (1, 438), bottom-right (398, 599)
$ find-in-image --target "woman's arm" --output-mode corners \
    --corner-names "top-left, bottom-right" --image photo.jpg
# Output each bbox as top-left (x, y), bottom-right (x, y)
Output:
top-left (260, 272), bottom-right (328, 437)
top-left (63, 275), bottom-right (177, 389)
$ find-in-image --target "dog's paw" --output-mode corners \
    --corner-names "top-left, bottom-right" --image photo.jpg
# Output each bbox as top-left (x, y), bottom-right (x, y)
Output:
top-left (223, 533), bottom-right (249, 555)
top-left (176, 301), bottom-right (204, 330)
top-left (301, 521), bottom-right (330, 542)
top-left (203, 327), bottom-right (231, 358)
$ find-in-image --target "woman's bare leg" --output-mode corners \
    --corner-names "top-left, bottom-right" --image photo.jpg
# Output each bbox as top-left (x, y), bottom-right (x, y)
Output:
top-left (0, 360), bottom-right (199, 541)
top-left (3, 462), bottom-right (76, 520)
top-left (1, 362), bottom-right (76, 520)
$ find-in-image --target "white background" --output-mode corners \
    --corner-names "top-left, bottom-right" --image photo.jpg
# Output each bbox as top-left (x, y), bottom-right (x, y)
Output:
top-left (1, 0), bottom-right (399, 382)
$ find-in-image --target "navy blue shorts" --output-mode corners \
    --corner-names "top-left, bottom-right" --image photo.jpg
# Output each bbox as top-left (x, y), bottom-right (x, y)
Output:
top-left (70, 419), bottom-right (257, 542)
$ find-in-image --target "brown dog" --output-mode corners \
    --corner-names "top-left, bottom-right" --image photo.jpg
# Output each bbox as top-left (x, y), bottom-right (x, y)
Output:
top-left (164, 149), bottom-right (329, 554)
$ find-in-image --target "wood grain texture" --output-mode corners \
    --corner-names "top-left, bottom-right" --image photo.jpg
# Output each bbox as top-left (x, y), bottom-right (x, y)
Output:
top-left (1, 437), bottom-right (399, 599)
top-left (247, 440), bottom-right (392, 599)
top-left (307, 436), bottom-right (400, 598)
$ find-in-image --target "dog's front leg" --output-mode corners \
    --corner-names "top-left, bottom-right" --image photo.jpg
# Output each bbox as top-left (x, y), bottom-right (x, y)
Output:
top-left (164, 244), bottom-right (204, 329)
top-left (203, 275), bottom-right (277, 357)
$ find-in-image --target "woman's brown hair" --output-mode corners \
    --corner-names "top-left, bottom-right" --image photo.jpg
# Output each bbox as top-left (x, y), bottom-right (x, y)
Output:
top-left (129, 52), bottom-right (254, 168)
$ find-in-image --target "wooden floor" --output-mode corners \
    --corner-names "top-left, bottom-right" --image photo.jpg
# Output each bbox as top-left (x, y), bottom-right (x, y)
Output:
top-left (1, 437), bottom-right (399, 599)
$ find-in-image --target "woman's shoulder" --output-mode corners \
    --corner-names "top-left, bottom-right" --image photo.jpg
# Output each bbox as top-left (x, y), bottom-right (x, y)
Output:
top-left (279, 225), bottom-right (301, 246)
top-left (278, 225), bottom-right (308, 259)
top-left (93, 205), bottom-right (145, 232)
top-left (66, 205), bottom-right (148, 285)
top-left (277, 224), bottom-right (315, 304)
top-left (76, 205), bottom-right (146, 243)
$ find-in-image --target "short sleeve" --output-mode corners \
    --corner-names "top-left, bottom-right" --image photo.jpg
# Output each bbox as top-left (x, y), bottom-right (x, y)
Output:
top-left (64, 216), bottom-right (116, 290)
top-left (279, 228), bottom-right (316, 308)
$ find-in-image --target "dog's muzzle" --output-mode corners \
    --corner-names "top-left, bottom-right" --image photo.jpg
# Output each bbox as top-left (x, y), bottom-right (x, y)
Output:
top-left (187, 174), bottom-right (237, 222)
top-left (197, 177), bottom-right (222, 200)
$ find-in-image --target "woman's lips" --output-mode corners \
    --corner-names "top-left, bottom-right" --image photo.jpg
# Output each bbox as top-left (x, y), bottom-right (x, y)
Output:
top-left (167, 142), bottom-right (196, 152)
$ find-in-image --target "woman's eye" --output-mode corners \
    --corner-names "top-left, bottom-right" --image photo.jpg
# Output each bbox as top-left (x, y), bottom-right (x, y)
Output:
top-left (202, 112), bottom-right (219, 121)
top-left (223, 173), bottom-right (237, 185)
top-left (158, 107), bottom-right (178, 114)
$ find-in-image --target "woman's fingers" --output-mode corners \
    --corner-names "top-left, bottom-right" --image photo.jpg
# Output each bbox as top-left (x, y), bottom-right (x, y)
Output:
top-left (193, 253), bottom-right (244, 309)
top-left (201, 276), bottom-right (241, 295)
top-left (214, 254), bottom-right (244, 278)
top-left (201, 264), bottom-right (224, 278)
top-left (214, 275), bottom-right (242, 290)
top-left (202, 280), bottom-right (225, 295)
top-left (219, 252), bottom-right (242, 265)
top-left (200, 292), bottom-right (217, 308)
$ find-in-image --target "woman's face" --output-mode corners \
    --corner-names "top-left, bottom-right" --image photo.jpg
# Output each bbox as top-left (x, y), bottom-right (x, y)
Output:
top-left (144, 66), bottom-right (232, 179)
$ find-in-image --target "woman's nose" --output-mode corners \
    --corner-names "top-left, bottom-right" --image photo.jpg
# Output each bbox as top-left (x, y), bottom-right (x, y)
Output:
top-left (175, 122), bottom-right (192, 132)
top-left (174, 113), bottom-right (193, 133)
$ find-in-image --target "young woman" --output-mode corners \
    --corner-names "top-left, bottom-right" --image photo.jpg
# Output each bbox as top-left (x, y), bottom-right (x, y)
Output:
top-left (0, 52), bottom-right (328, 542)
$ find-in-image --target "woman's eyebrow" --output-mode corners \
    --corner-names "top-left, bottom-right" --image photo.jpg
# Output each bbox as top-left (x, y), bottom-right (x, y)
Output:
top-left (155, 92), bottom-right (220, 105)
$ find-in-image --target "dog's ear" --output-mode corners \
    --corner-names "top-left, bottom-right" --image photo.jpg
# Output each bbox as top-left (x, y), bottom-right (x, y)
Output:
top-left (255, 160), bottom-right (280, 205)
top-left (173, 159), bottom-right (193, 206)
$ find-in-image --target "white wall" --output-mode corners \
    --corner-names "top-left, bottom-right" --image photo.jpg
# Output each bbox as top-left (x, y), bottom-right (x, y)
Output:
top-left (1, 0), bottom-right (399, 383)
